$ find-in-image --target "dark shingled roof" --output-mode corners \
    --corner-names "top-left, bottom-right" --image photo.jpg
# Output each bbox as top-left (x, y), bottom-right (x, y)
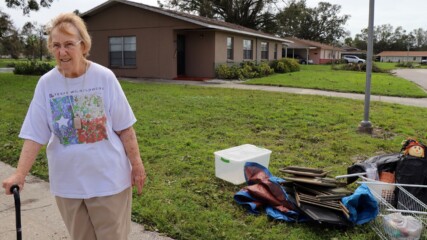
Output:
top-left (82, 0), bottom-right (291, 43)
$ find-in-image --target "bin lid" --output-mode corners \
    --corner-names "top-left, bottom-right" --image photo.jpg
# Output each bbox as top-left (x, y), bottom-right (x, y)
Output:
top-left (214, 144), bottom-right (271, 162)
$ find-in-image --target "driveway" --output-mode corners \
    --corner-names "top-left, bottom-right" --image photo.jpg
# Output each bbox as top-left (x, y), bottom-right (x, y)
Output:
top-left (392, 69), bottom-right (427, 91)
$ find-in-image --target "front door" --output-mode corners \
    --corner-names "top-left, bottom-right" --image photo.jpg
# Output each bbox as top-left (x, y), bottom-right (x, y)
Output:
top-left (177, 35), bottom-right (186, 76)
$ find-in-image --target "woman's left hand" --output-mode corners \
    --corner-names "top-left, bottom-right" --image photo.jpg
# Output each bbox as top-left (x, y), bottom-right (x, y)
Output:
top-left (131, 162), bottom-right (146, 195)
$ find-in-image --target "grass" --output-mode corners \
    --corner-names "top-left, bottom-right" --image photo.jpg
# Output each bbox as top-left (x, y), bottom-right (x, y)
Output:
top-left (1, 72), bottom-right (427, 239)
top-left (245, 64), bottom-right (427, 98)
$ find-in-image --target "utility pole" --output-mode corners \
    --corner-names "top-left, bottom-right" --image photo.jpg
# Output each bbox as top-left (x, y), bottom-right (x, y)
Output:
top-left (358, 0), bottom-right (375, 134)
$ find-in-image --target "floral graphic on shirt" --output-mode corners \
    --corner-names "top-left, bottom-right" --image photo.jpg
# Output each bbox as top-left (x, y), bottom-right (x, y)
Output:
top-left (50, 93), bottom-right (108, 145)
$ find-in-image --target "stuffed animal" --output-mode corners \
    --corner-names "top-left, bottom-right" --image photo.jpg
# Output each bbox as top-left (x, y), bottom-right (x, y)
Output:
top-left (401, 138), bottom-right (425, 158)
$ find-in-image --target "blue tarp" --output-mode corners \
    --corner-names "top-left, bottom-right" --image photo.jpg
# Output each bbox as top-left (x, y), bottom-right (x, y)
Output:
top-left (234, 162), bottom-right (304, 222)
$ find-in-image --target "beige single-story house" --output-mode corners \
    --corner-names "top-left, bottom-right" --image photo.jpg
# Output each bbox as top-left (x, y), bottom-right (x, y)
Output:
top-left (376, 51), bottom-right (427, 63)
top-left (340, 46), bottom-right (366, 59)
top-left (81, 0), bottom-right (291, 80)
top-left (283, 37), bottom-right (343, 64)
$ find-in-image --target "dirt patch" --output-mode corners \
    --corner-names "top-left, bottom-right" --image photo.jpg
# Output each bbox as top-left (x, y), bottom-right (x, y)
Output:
top-left (371, 127), bottom-right (397, 140)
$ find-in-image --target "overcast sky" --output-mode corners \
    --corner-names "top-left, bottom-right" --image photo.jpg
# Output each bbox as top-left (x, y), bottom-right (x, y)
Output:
top-left (1, 0), bottom-right (426, 38)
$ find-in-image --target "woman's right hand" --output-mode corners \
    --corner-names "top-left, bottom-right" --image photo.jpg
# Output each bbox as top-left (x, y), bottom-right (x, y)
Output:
top-left (2, 173), bottom-right (25, 195)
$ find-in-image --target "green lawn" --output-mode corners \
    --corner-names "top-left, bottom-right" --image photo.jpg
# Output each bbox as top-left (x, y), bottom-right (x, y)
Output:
top-left (245, 64), bottom-right (427, 98)
top-left (2, 72), bottom-right (427, 239)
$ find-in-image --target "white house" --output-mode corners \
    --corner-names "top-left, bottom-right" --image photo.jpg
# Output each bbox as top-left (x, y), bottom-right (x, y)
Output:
top-left (376, 51), bottom-right (427, 63)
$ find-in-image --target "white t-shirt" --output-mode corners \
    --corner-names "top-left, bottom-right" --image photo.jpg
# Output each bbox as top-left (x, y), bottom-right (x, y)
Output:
top-left (19, 62), bottom-right (136, 198)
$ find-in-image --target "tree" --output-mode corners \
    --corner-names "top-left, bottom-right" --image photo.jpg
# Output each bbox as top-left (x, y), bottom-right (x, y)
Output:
top-left (159, 0), bottom-right (277, 31)
top-left (0, 10), bottom-right (15, 40)
top-left (351, 24), bottom-right (427, 53)
top-left (276, 0), bottom-right (311, 37)
top-left (5, 0), bottom-right (54, 15)
top-left (411, 28), bottom-right (427, 50)
top-left (276, 0), bottom-right (349, 44)
top-left (353, 32), bottom-right (367, 51)
top-left (344, 37), bottom-right (353, 46)
top-left (0, 10), bottom-right (22, 58)
top-left (21, 22), bottom-right (47, 60)
top-left (1, 30), bottom-right (22, 58)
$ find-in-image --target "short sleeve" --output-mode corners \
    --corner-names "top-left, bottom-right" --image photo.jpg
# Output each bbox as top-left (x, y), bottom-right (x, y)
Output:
top-left (19, 81), bottom-right (51, 144)
top-left (109, 76), bottom-right (137, 132)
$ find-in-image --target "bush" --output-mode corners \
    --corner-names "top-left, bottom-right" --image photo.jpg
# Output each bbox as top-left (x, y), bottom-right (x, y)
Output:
top-left (239, 62), bottom-right (258, 79)
top-left (270, 58), bottom-right (299, 73)
top-left (254, 62), bottom-right (274, 77)
top-left (6, 62), bottom-right (16, 68)
top-left (215, 64), bottom-right (233, 79)
top-left (276, 61), bottom-right (289, 73)
top-left (282, 58), bottom-right (300, 72)
top-left (14, 61), bottom-right (55, 75)
top-left (215, 59), bottom-right (296, 80)
top-left (215, 61), bottom-right (270, 80)
top-left (396, 62), bottom-right (416, 68)
top-left (331, 63), bottom-right (387, 73)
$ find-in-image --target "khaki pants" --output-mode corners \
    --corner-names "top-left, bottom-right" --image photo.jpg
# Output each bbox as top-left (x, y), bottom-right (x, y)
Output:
top-left (55, 187), bottom-right (132, 240)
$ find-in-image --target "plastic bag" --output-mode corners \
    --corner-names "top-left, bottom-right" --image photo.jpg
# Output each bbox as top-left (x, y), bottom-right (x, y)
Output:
top-left (341, 184), bottom-right (379, 225)
top-left (383, 213), bottom-right (423, 239)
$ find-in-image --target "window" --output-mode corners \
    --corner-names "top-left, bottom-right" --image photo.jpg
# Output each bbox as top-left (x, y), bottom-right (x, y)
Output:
top-left (227, 37), bottom-right (234, 60)
top-left (274, 44), bottom-right (278, 60)
top-left (109, 36), bottom-right (136, 67)
top-left (243, 39), bottom-right (253, 60)
top-left (261, 42), bottom-right (268, 60)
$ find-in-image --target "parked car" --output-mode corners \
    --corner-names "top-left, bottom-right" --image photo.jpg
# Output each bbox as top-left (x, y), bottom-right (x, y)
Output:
top-left (342, 55), bottom-right (366, 64)
top-left (287, 54), bottom-right (313, 64)
top-left (421, 58), bottom-right (427, 64)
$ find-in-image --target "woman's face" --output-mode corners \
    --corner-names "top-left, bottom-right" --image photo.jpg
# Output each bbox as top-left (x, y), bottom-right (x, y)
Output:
top-left (51, 25), bottom-right (85, 77)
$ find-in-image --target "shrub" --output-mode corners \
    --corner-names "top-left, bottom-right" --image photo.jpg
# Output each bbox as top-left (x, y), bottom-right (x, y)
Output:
top-left (254, 62), bottom-right (274, 77)
top-left (6, 62), bottom-right (16, 68)
top-left (331, 63), bottom-right (387, 73)
top-left (270, 58), bottom-right (300, 73)
top-left (239, 62), bottom-right (258, 79)
top-left (276, 61), bottom-right (289, 73)
top-left (215, 60), bottom-right (288, 80)
top-left (13, 61), bottom-right (54, 75)
top-left (215, 64), bottom-right (233, 79)
top-left (282, 58), bottom-right (300, 72)
top-left (396, 62), bottom-right (416, 68)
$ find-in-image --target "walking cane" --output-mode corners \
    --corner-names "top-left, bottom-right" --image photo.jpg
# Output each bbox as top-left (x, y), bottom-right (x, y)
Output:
top-left (10, 185), bottom-right (22, 240)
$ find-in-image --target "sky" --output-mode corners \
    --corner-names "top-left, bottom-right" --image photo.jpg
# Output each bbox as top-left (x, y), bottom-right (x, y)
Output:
top-left (1, 0), bottom-right (426, 38)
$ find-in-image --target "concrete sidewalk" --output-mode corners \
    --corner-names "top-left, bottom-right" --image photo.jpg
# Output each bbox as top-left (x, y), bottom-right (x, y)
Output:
top-left (125, 77), bottom-right (427, 108)
top-left (0, 161), bottom-right (173, 240)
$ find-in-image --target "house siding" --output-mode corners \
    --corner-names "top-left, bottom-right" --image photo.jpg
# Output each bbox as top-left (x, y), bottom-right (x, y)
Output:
top-left (377, 51), bottom-right (427, 63)
top-left (380, 56), bottom-right (424, 63)
top-left (85, 3), bottom-right (202, 79)
top-left (284, 37), bottom-right (342, 64)
top-left (319, 49), bottom-right (340, 64)
top-left (214, 32), bottom-right (282, 67)
top-left (183, 30), bottom-right (216, 77)
top-left (84, 1), bottom-right (286, 79)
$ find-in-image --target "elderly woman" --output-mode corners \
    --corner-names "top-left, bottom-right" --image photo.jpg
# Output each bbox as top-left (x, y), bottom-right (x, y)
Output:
top-left (2, 12), bottom-right (146, 240)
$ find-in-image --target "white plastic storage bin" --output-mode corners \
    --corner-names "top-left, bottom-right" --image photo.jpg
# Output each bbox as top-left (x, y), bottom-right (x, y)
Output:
top-left (214, 144), bottom-right (271, 185)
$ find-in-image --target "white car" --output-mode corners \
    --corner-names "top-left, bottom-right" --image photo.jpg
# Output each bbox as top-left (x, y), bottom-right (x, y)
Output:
top-left (342, 55), bottom-right (366, 64)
